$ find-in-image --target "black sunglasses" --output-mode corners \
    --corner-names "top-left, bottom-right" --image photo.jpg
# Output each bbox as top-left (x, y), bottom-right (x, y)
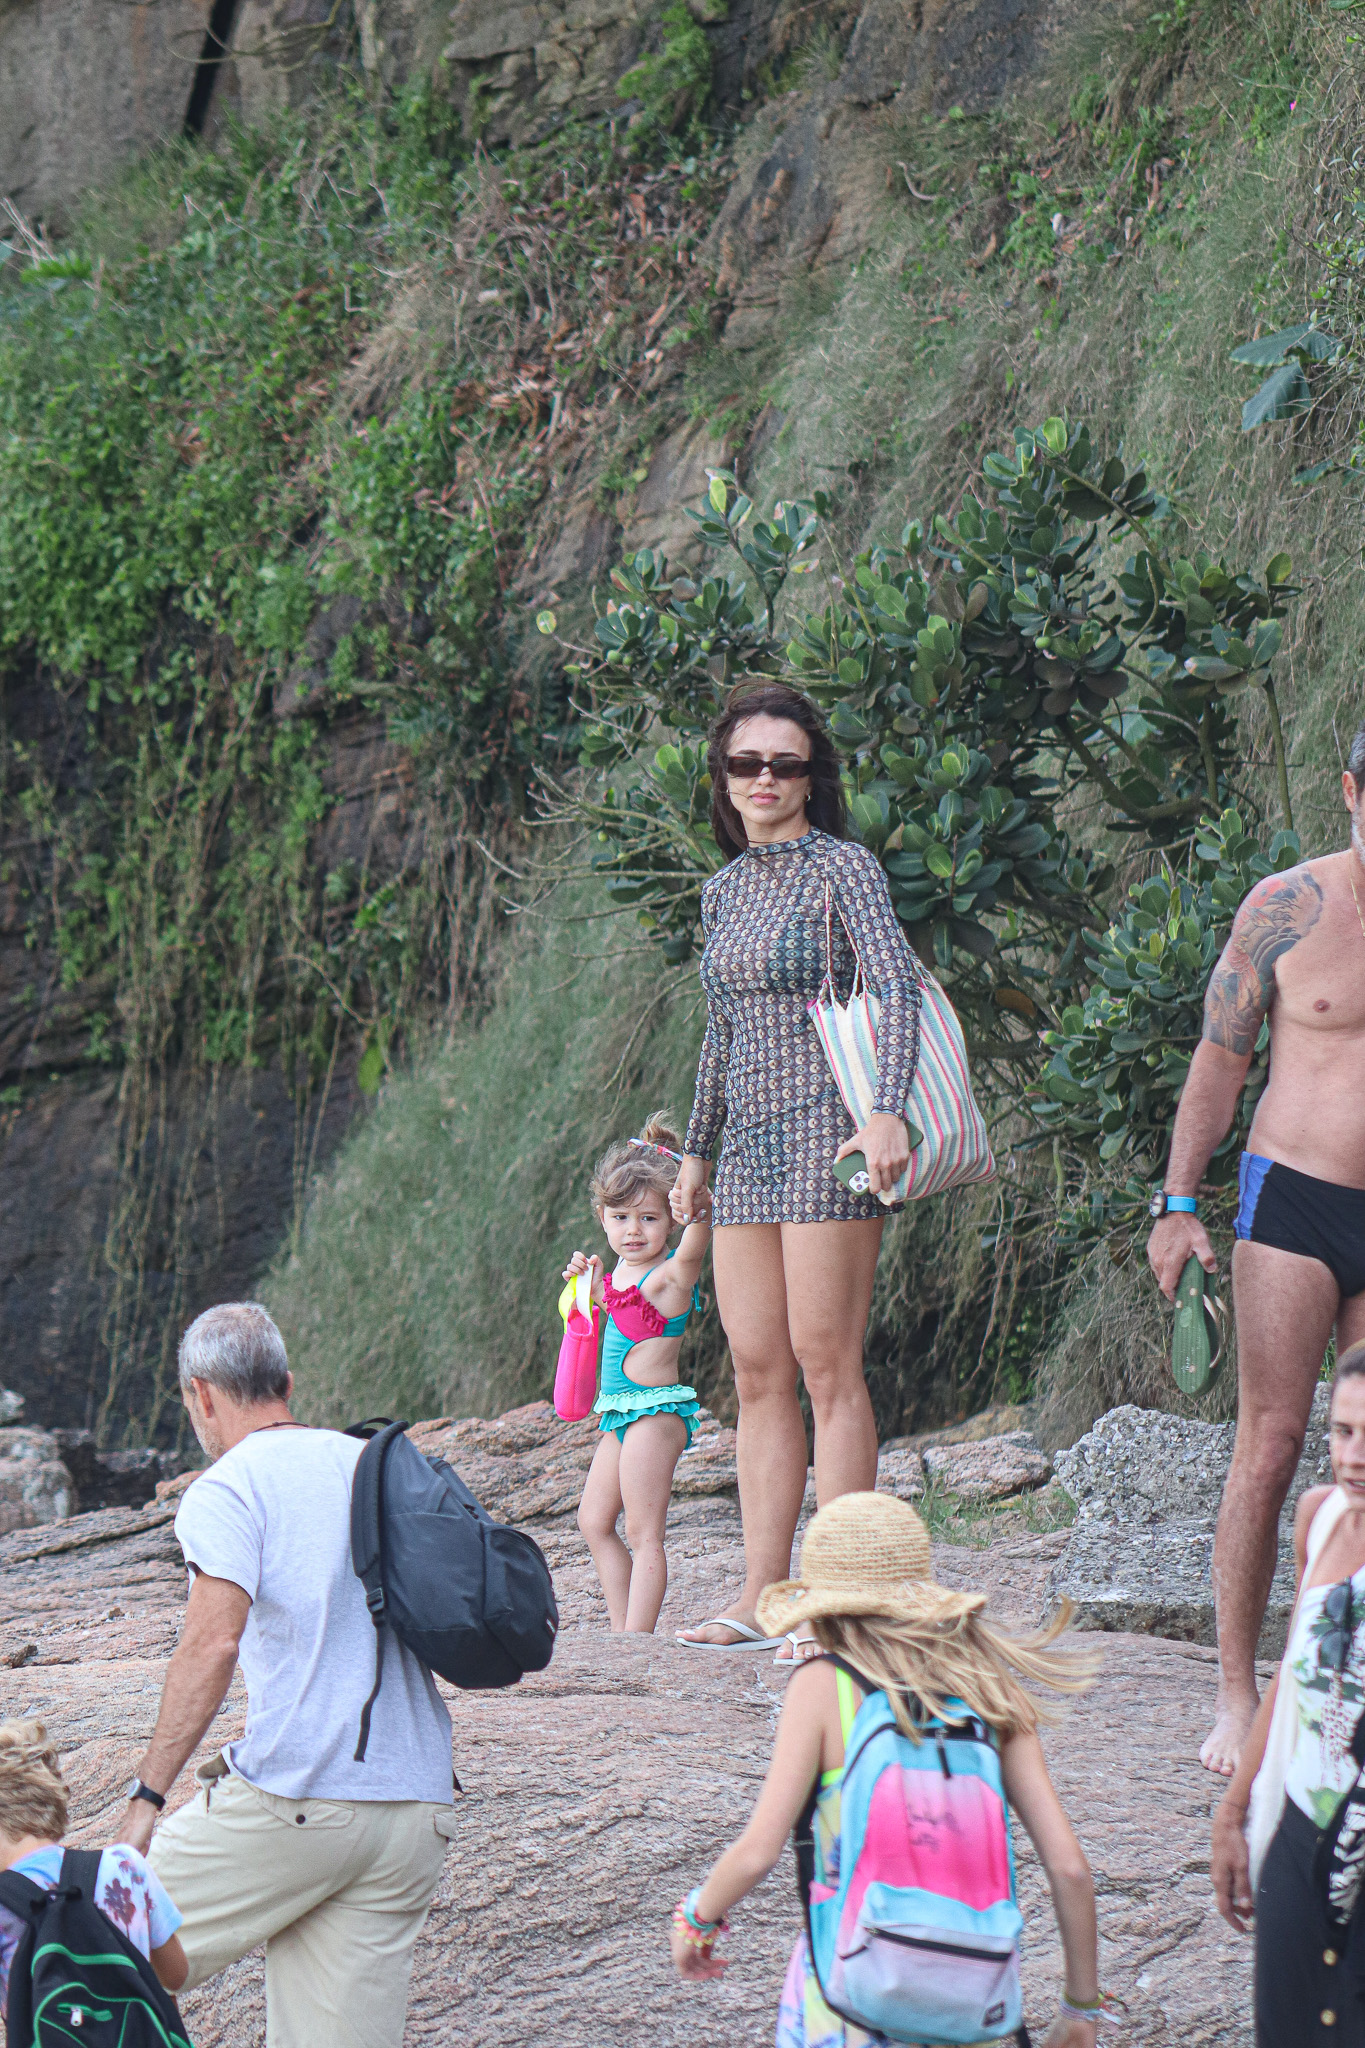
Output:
top-left (1320, 1577), bottom-right (1356, 1676)
top-left (724, 753), bottom-right (812, 782)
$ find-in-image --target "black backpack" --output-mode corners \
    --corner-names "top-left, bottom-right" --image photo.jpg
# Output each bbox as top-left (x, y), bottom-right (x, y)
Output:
top-left (346, 1419), bottom-right (559, 1761)
top-left (0, 1848), bottom-right (191, 2047)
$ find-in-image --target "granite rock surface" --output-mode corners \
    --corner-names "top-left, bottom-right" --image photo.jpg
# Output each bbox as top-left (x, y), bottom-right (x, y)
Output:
top-left (0, 1407), bottom-right (1256, 2045)
top-left (922, 1430), bottom-right (1052, 1502)
top-left (1050, 1389), bottom-right (1332, 1656)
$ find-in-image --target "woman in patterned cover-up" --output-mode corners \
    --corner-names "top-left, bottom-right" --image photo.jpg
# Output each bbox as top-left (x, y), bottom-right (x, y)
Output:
top-left (672, 682), bottom-right (922, 1659)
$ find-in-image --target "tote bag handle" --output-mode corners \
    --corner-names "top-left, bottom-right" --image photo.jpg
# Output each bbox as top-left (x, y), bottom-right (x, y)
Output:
top-left (821, 878), bottom-right (872, 1005)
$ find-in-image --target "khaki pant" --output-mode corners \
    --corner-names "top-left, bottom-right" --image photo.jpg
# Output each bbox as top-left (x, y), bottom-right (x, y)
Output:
top-left (149, 1755), bottom-right (458, 2048)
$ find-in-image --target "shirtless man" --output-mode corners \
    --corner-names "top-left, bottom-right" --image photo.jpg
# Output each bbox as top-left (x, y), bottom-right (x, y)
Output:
top-left (1148, 727), bottom-right (1365, 1777)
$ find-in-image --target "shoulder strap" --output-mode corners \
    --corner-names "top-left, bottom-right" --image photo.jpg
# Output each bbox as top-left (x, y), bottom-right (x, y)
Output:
top-left (349, 1421), bottom-right (407, 1763)
top-left (345, 1417), bottom-right (399, 1441)
top-left (834, 1667), bottom-right (861, 1745)
top-left (819, 1650), bottom-right (875, 1693)
top-left (58, 1847), bottom-right (102, 1898)
top-left (1307, 1487), bottom-right (1350, 1568)
top-left (0, 1867), bottom-right (51, 1917)
top-left (821, 877), bottom-right (867, 997)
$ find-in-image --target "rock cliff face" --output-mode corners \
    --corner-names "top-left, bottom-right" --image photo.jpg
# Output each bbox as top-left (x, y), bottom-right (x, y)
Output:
top-left (0, 0), bottom-right (1087, 226)
top-left (0, 672), bottom-right (396, 1433)
top-left (0, 0), bottom-right (1084, 1437)
top-left (0, 1406), bottom-right (1256, 2045)
top-left (0, 0), bottom-right (212, 223)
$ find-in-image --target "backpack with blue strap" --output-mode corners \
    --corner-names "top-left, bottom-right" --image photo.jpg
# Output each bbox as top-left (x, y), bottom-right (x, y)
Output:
top-left (794, 1655), bottom-right (1030, 2048)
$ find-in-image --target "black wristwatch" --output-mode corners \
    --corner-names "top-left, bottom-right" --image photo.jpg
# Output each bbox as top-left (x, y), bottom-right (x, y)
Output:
top-left (126, 1778), bottom-right (166, 1810)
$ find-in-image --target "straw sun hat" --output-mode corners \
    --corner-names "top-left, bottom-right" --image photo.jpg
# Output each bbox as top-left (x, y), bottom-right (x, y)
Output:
top-left (755, 1491), bottom-right (987, 1639)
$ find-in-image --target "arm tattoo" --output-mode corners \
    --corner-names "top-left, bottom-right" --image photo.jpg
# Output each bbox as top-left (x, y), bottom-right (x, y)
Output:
top-left (1203, 870), bottom-right (1323, 1055)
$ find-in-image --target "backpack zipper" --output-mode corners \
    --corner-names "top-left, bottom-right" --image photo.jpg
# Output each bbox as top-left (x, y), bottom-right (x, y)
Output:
top-left (864, 1927), bottom-right (1014, 1964)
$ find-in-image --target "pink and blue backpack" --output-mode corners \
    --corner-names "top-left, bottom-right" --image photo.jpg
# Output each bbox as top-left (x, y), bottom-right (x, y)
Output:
top-left (795, 1656), bottom-right (1030, 2047)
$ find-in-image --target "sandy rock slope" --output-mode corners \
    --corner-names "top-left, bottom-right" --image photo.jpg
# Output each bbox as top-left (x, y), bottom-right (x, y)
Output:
top-left (0, 1406), bottom-right (1253, 2045)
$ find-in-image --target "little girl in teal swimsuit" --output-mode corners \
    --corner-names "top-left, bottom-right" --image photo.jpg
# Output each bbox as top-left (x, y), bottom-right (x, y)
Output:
top-left (565, 1114), bottom-right (712, 1634)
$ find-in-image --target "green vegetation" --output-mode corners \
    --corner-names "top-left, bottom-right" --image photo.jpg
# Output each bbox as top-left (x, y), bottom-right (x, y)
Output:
top-left (277, 0), bottom-right (1365, 1435)
top-left (0, 77), bottom-right (725, 1437)
top-left (267, 889), bottom-right (713, 1427)
top-left (10, 0), bottom-right (1365, 1438)
top-left (551, 413), bottom-right (1297, 1006)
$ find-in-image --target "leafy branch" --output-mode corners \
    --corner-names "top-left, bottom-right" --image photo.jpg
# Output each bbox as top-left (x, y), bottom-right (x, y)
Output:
top-left (544, 415), bottom-right (1298, 1061)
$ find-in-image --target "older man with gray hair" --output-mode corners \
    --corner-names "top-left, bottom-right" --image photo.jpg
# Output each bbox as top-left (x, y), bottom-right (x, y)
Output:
top-left (115, 1302), bottom-right (458, 2047)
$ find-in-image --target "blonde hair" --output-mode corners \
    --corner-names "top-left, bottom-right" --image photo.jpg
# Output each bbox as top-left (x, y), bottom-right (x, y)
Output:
top-left (0, 1720), bottom-right (68, 1842)
top-left (811, 1601), bottom-right (1098, 1742)
top-left (589, 1112), bottom-right (682, 1213)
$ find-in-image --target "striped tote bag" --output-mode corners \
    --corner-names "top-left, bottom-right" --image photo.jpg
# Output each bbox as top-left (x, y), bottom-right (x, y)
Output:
top-left (808, 883), bottom-right (995, 1204)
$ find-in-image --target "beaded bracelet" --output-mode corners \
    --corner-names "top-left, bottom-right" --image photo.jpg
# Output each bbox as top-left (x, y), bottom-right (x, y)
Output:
top-left (1060, 1989), bottom-right (1123, 2027)
top-left (672, 1889), bottom-right (729, 1948)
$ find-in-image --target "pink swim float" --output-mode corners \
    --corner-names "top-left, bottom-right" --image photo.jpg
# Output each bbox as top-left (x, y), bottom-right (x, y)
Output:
top-left (554, 1270), bottom-right (600, 1421)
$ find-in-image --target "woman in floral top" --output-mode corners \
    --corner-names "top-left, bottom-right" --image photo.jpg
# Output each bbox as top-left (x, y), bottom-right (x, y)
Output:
top-left (672, 683), bottom-right (921, 1662)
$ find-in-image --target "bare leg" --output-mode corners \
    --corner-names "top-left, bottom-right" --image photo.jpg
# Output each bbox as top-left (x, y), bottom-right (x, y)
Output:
top-left (619, 1411), bottom-right (688, 1633)
top-left (1203, 1241), bottom-right (1337, 1775)
top-left (577, 1434), bottom-right (629, 1630)
top-left (783, 1217), bottom-right (884, 1507)
top-left (677, 1223), bottom-right (807, 1643)
top-left (676, 1219), bottom-right (885, 1646)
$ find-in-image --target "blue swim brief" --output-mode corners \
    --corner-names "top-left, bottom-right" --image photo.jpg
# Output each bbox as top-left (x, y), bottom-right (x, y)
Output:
top-left (1235, 1152), bottom-right (1365, 1301)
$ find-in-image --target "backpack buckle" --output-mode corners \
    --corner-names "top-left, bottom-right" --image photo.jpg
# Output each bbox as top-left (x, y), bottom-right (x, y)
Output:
top-left (365, 1586), bottom-right (386, 1616)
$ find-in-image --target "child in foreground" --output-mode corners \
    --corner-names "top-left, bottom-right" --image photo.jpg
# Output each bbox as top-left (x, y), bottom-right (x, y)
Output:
top-left (0, 1717), bottom-right (188, 2008)
top-left (669, 1492), bottom-right (1116, 2048)
top-left (565, 1113), bottom-right (711, 1633)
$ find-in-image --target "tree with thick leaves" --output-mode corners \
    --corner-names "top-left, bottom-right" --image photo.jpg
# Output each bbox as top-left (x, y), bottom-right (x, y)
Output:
top-left (542, 413), bottom-right (1298, 1222)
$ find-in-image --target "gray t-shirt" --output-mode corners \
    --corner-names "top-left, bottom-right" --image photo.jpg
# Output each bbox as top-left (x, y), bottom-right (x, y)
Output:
top-left (174, 1426), bottom-right (453, 1802)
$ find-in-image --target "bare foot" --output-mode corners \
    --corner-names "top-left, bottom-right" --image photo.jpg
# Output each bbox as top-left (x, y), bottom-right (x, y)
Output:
top-left (675, 1614), bottom-right (777, 1648)
top-left (773, 1631), bottom-right (821, 1668)
top-left (1200, 1695), bottom-right (1259, 1776)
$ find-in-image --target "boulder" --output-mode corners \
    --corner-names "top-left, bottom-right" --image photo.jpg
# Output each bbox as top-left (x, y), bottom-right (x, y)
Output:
top-left (902, 1402), bottom-right (1037, 1454)
top-left (49, 1432), bottom-right (192, 1514)
top-left (875, 1440), bottom-right (925, 1500)
top-left (0, 1390), bottom-right (22, 1424)
top-left (442, 0), bottom-right (653, 146)
top-left (406, 1400), bottom-right (741, 1523)
top-left (0, 1428), bottom-right (75, 1534)
top-left (922, 1430), bottom-right (1052, 1502)
top-left (1049, 1390), bottom-right (1332, 1655)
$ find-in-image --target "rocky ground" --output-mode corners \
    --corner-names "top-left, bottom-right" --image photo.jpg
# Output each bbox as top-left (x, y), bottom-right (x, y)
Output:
top-left (0, 1403), bottom-right (1257, 2045)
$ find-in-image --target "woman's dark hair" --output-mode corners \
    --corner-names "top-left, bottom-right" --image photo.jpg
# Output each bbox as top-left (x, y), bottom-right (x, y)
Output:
top-left (706, 681), bottom-right (846, 861)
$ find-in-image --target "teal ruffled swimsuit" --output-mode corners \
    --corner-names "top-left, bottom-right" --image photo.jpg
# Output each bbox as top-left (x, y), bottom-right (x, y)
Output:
top-left (592, 1261), bottom-right (702, 1444)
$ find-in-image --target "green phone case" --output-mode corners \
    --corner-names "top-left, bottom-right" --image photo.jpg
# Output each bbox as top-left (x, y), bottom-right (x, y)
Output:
top-left (831, 1124), bottom-right (925, 1192)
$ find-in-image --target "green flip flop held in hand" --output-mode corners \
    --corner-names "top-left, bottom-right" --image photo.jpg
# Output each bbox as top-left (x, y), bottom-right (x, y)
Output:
top-left (1171, 1253), bottom-right (1226, 1396)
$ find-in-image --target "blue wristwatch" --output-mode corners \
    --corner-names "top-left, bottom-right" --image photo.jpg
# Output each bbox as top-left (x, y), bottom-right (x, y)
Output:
top-left (1149, 1190), bottom-right (1198, 1219)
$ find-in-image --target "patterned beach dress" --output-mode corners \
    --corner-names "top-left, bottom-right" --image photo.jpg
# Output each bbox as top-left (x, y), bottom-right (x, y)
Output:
top-left (682, 830), bottom-right (921, 1225)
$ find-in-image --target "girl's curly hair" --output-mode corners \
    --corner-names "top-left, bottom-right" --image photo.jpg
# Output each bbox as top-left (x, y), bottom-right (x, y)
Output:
top-left (590, 1111), bottom-right (683, 1214)
top-left (0, 1719), bottom-right (68, 1842)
